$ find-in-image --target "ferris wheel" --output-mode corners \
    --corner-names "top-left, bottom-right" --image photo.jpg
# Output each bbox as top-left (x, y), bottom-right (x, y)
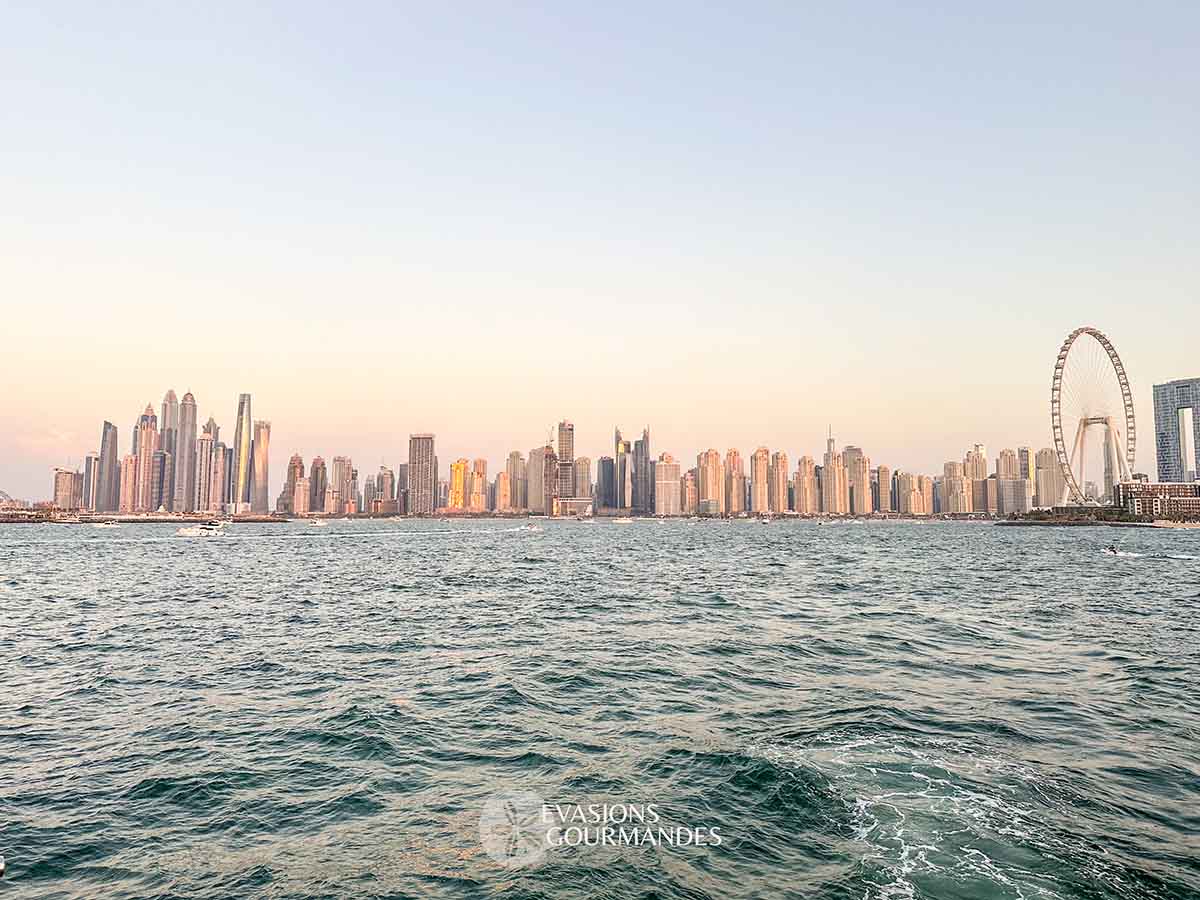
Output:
top-left (1050, 327), bottom-right (1136, 505)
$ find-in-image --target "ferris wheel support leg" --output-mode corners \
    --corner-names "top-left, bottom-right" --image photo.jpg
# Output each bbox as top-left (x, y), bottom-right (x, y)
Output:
top-left (1060, 418), bottom-right (1087, 505)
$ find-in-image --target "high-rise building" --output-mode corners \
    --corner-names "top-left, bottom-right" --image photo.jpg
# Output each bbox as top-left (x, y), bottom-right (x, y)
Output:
top-left (232, 393), bottom-right (253, 510)
top-left (794, 456), bottom-right (818, 514)
top-left (996, 448), bottom-right (1019, 479)
top-left (502, 451), bottom-right (525, 510)
top-left (159, 390), bottom-right (179, 510)
top-left (768, 451), bottom-right (789, 514)
top-left (696, 449), bottom-right (724, 516)
top-left (964, 444), bottom-right (988, 480)
top-left (875, 464), bottom-right (892, 513)
top-left (614, 429), bottom-right (633, 510)
top-left (309, 456), bottom-right (327, 513)
top-left (942, 461), bottom-right (972, 513)
top-left (53, 467), bottom-right (83, 510)
top-left (212, 443), bottom-right (229, 511)
top-left (596, 456), bottom-right (615, 509)
top-left (293, 477), bottom-right (311, 516)
top-left (449, 458), bottom-right (469, 510)
top-left (573, 457), bottom-right (591, 498)
top-left (278, 453), bottom-right (304, 513)
top-left (528, 446), bottom-right (547, 514)
top-left (750, 447), bottom-right (770, 513)
top-left (251, 421), bottom-right (271, 513)
top-left (821, 434), bottom-right (849, 515)
top-left (681, 468), bottom-right (698, 515)
top-left (494, 471), bottom-right (511, 511)
top-left (96, 421), bottom-right (120, 513)
top-left (134, 405), bottom-right (159, 512)
top-left (632, 428), bottom-right (652, 514)
top-left (1154, 378), bottom-right (1200, 483)
top-left (328, 456), bottom-right (352, 515)
top-left (118, 454), bottom-right (138, 512)
top-left (196, 430), bottom-right (216, 511)
top-left (470, 459), bottom-right (488, 512)
top-left (843, 446), bottom-right (871, 515)
top-left (175, 392), bottom-right (198, 512)
top-left (407, 435), bottom-right (436, 515)
top-left (724, 449), bottom-right (745, 516)
top-left (557, 420), bottom-right (576, 499)
top-left (654, 453), bottom-right (682, 516)
top-left (540, 446), bottom-right (558, 515)
top-left (1034, 447), bottom-right (1064, 508)
top-left (150, 449), bottom-right (172, 511)
top-left (82, 452), bottom-right (100, 511)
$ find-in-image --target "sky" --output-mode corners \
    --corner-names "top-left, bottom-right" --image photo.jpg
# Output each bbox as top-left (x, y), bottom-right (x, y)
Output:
top-left (2, 2), bottom-right (1198, 500)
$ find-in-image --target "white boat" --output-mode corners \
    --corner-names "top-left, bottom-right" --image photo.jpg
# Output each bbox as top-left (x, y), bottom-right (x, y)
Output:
top-left (92, 520), bottom-right (120, 529)
top-left (612, 517), bottom-right (634, 524)
top-left (523, 522), bottom-right (543, 532)
top-left (177, 520), bottom-right (227, 537)
top-left (308, 518), bottom-right (329, 527)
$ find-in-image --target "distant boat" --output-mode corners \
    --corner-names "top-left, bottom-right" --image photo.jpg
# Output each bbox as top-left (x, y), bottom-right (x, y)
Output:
top-left (92, 520), bottom-right (120, 529)
top-left (177, 520), bottom-right (227, 537)
top-left (523, 522), bottom-right (543, 532)
top-left (612, 517), bottom-right (634, 524)
top-left (308, 519), bottom-right (329, 528)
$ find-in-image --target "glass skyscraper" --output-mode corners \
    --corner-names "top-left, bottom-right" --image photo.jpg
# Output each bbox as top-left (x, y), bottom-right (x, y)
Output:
top-left (1154, 378), bottom-right (1200, 482)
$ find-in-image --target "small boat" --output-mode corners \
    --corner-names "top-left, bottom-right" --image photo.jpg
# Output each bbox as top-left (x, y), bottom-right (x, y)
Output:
top-left (177, 520), bottom-right (227, 537)
top-left (612, 517), bottom-right (634, 524)
top-left (92, 520), bottom-right (120, 529)
top-left (308, 519), bottom-right (329, 527)
top-left (523, 522), bottom-right (543, 532)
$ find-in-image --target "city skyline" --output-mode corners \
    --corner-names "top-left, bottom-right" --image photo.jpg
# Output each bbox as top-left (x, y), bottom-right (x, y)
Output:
top-left (11, 367), bottom-right (1198, 507)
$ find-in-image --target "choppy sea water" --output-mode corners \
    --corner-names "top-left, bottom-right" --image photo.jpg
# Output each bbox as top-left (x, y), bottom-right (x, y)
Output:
top-left (2, 519), bottom-right (1198, 900)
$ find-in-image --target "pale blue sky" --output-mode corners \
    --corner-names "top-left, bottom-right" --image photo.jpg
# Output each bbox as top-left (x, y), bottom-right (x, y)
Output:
top-left (2, 2), bottom-right (1197, 498)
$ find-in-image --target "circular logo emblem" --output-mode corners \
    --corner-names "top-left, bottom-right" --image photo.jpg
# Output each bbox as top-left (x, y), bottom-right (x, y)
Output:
top-left (479, 791), bottom-right (547, 868)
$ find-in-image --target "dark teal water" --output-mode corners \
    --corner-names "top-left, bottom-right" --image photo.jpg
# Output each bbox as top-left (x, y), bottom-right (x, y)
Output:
top-left (2, 519), bottom-right (1198, 899)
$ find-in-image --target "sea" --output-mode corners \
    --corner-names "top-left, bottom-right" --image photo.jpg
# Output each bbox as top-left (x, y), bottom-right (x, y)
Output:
top-left (2, 519), bottom-right (1197, 900)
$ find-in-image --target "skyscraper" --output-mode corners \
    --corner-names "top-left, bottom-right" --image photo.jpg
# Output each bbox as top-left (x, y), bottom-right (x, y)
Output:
top-left (613, 429), bottom-right (633, 510)
top-left (1154, 378), bottom-right (1200, 483)
top-left (632, 428), bottom-right (652, 514)
top-left (174, 392), bottom-right (198, 512)
top-left (557, 420), bottom-right (576, 499)
top-left (724, 449), bottom-right (745, 516)
top-left (750, 447), bottom-right (770, 513)
top-left (278, 454), bottom-right (304, 513)
top-left (843, 446), bottom-right (871, 515)
top-left (159, 390), bottom-right (179, 510)
top-left (528, 445), bottom-right (546, 514)
top-left (697, 449), bottom-right (724, 516)
top-left (768, 451), bottom-right (790, 513)
top-left (506, 451), bottom-right (527, 510)
top-left (309, 456), bottom-right (328, 512)
top-left (196, 429), bottom-right (216, 511)
top-left (573, 457), bottom-right (591, 498)
top-left (821, 433), bottom-right (849, 515)
top-left (1034, 447), bottom-right (1065, 509)
top-left (596, 456), bottom-right (615, 509)
top-left (875, 464), bottom-right (892, 513)
top-left (407, 435), bottom-right (436, 515)
top-left (794, 456), bottom-right (818, 514)
top-left (654, 453), bottom-right (681, 516)
top-left (495, 471), bottom-right (511, 511)
top-left (470, 458), bottom-right (488, 512)
top-left (118, 454), bottom-right (138, 512)
top-left (134, 404), bottom-right (159, 512)
top-left (81, 451), bottom-right (100, 510)
top-left (449, 458), bottom-right (469, 510)
top-left (96, 421), bottom-right (120, 513)
top-left (541, 446), bottom-right (558, 515)
top-left (251, 421), bottom-right (271, 513)
top-left (232, 393), bottom-right (253, 510)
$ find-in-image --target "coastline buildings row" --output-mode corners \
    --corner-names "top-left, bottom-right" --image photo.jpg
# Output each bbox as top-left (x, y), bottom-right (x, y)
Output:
top-left (54, 390), bottom-right (270, 516)
top-left (44, 374), bottom-right (1200, 516)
